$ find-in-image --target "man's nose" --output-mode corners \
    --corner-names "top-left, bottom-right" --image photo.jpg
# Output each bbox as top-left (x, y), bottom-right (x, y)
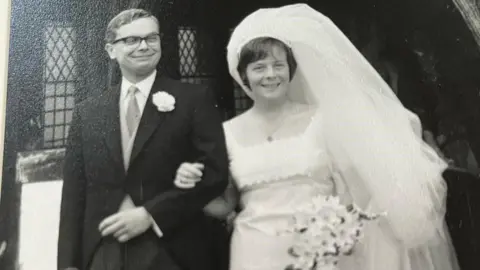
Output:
top-left (137, 39), bottom-right (149, 50)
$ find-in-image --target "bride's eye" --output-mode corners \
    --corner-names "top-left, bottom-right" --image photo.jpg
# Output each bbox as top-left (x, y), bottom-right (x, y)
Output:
top-left (252, 65), bottom-right (265, 71)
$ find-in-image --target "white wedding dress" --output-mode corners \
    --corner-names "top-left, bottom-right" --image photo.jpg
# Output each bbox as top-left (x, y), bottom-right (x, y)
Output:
top-left (225, 113), bottom-right (459, 270)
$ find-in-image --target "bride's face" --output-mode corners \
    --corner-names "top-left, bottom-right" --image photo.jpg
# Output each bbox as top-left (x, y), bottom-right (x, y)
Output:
top-left (245, 45), bottom-right (290, 102)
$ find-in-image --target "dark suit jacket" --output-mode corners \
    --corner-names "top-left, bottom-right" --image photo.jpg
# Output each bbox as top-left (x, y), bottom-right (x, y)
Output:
top-left (57, 75), bottom-right (229, 270)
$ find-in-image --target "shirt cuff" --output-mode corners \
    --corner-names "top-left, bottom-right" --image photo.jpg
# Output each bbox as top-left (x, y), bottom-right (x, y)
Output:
top-left (150, 215), bottom-right (163, 237)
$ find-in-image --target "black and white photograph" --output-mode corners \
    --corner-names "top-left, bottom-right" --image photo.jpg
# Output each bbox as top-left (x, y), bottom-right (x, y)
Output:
top-left (1, 0), bottom-right (480, 270)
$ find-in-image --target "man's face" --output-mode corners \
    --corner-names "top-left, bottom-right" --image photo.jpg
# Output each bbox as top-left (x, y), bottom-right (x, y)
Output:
top-left (106, 17), bottom-right (162, 78)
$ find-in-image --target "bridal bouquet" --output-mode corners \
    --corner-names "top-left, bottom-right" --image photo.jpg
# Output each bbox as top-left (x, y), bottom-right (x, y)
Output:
top-left (282, 196), bottom-right (382, 270)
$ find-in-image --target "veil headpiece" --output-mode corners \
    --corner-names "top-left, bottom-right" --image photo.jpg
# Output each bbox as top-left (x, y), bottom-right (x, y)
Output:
top-left (227, 4), bottom-right (448, 247)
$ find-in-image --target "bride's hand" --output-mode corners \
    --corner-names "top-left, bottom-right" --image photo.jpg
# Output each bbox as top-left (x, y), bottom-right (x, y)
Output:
top-left (174, 162), bottom-right (204, 189)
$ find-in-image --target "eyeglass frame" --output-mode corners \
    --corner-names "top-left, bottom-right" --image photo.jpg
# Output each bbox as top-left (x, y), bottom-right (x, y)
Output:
top-left (112, 33), bottom-right (161, 48)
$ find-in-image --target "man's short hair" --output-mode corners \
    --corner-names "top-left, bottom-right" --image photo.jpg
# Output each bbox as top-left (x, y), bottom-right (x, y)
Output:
top-left (105, 9), bottom-right (159, 44)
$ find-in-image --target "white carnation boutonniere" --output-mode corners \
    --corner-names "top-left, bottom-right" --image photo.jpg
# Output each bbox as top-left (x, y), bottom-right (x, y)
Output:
top-left (152, 91), bottom-right (175, 112)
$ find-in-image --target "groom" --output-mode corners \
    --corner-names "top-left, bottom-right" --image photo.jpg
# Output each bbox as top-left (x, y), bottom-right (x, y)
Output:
top-left (57, 9), bottom-right (229, 270)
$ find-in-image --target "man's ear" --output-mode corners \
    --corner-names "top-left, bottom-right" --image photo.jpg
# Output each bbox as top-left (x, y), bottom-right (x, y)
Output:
top-left (105, 43), bottom-right (116, 60)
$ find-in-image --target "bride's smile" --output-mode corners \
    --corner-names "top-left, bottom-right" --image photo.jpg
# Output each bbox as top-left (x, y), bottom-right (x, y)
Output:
top-left (260, 82), bottom-right (281, 90)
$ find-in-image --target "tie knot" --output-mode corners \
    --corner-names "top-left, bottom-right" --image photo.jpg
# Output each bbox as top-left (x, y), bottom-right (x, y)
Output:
top-left (128, 85), bottom-right (139, 95)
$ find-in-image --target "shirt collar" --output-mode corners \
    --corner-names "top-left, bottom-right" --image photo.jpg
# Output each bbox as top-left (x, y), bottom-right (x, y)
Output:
top-left (121, 70), bottom-right (157, 100)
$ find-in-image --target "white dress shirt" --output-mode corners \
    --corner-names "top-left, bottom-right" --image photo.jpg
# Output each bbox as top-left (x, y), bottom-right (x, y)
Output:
top-left (119, 70), bottom-right (163, 237)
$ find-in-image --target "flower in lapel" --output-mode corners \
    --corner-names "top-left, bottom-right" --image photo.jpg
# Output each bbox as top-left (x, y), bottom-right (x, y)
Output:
top-left (152, 91), bottom-right (175, 112)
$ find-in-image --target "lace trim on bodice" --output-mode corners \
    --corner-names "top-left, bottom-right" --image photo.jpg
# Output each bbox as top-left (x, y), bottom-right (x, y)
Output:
top-left (224, 112), bottom-right (330, 191)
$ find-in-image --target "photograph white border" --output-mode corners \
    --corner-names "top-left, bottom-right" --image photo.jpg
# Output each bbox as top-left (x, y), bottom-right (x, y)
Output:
top-left (0, 0), bottom-right (12, 197)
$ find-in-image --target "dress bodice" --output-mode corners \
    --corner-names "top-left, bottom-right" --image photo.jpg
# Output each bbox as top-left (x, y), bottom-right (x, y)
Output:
top-left (224, 112), bottom-right (332, 193)
top-left (224, 112), bottom-right (336, 236)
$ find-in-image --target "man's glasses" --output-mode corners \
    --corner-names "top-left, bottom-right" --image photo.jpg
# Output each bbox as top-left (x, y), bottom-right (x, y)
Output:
top-left (113, 33), bottom-right (161, 47)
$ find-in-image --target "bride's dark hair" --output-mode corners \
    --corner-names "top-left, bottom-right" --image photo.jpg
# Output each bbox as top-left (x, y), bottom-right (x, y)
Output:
top-left (237, 37), bottom-right (297, 88)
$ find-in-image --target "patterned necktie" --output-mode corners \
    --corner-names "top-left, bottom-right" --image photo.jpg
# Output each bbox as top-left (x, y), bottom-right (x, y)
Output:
top-left (126, 85), bottom-right (140, 137)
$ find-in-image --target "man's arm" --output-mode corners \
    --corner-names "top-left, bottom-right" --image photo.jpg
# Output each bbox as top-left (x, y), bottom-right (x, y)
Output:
top-left (143, 87), bottom-right (229, 233)
top-left (58, 108), bottom-right (86, 270)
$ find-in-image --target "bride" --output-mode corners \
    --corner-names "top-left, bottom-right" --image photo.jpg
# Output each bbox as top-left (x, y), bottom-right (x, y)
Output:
top-left (174, 4), bottom-right (460, 270)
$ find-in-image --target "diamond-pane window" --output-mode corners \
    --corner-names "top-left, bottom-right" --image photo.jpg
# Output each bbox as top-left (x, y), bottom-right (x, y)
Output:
top-left (178, 26), bottom-right (215, 85)
top-left (43, 23), bottom-right (78, 148)
top-left (178, 26), bottom-right (198, 78)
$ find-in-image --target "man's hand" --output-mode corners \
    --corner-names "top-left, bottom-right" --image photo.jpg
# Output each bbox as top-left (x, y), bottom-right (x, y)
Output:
top-left (99, 207), bottom-right (152, 243)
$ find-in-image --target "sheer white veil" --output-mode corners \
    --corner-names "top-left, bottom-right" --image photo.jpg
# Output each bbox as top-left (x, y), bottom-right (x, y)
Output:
top-left (227, 4), bottom-right (448, 248)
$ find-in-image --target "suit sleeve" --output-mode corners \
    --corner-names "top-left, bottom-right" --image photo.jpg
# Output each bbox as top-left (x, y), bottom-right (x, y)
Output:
top-left (57, 107), bottom-right (86, 270)
top-left (143, 87), bottom-right (229, 233)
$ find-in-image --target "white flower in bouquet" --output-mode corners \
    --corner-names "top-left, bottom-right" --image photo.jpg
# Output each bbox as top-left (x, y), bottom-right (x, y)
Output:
top-left (282, 195), bottom-right (383, 270)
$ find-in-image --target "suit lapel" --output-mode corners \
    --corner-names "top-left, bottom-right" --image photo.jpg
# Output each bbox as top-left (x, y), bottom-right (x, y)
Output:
top-left (102, 85), bottom-right (125, 172)
top-left (129, 75), bottom-right (171, 164)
